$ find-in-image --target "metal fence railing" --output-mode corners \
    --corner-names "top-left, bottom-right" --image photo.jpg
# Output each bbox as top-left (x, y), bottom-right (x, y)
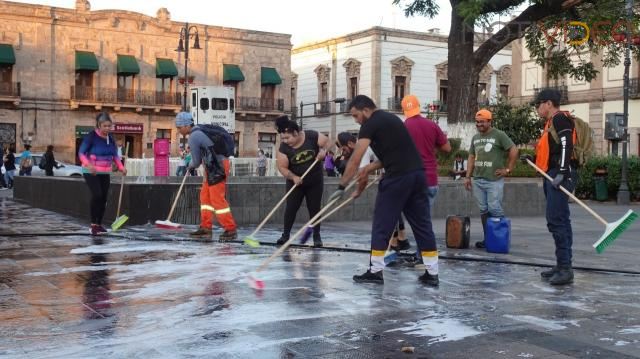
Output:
top-left (70, 86), bottom-right (182, 106)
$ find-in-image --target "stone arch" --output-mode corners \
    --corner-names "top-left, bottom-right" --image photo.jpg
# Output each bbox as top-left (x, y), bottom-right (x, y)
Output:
top-left (390, 56), bottom-right (415, 99)
top-left (343, 58), bottom-right (361, 99)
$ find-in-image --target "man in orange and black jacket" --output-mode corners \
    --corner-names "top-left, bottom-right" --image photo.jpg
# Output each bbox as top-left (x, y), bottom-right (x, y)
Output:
top-left (522, 88), bottom-right (576, 286)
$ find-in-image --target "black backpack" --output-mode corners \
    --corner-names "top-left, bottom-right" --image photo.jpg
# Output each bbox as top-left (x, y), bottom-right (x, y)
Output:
top-left (194, 125), bottom-right (235, 157)
top-left (38, 155), bottom-right (46, 170)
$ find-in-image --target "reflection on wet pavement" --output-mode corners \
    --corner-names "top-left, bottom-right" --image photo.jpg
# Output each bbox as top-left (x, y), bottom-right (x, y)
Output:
top-left (1, 198), bottom-right (640, 358)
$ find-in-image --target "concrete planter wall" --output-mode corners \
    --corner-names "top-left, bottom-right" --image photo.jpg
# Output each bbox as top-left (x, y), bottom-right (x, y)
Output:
top-left (13, 176), bottom-right (545, 226)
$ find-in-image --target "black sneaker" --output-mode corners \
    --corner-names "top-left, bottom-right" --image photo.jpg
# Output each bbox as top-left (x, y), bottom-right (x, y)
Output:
top-left (353, 270), bottom-right (384, 284)
top-left (540, 266), bottom-right (559, 279)
top-left (190, 227), bottom-right (212, 237)
top-left (218, 230), bottom-right (237, 242)
top-left (475, 240), bottom-right (486, 249)
top-left (418, 271), bottom-right (439, 287)
top-left (276, 235), bottom-right (289, 245)
top-left (396, 239), bottom-right (411, 251)
top-left (399, 256), bottom-right (423, 268)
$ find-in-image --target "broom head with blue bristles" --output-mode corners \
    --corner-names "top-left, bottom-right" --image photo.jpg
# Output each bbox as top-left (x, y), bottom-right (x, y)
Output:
top-left (592, 209), bottom-right (638, 254)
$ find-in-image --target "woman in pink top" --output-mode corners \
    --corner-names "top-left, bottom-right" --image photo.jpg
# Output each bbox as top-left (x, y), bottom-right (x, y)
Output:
top-left (78, 112), bottom-right (127, 235)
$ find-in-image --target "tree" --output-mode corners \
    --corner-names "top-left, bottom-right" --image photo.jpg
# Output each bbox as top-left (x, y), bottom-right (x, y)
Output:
top-left (393, 0), bottom-right (635, 127)
top-left (490, 99), bottom-right (543, 146)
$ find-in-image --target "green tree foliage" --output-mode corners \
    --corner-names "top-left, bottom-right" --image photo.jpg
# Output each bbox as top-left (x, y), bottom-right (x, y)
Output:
top-left (489, 100), bottom-right (544, 146)
top-left (393, 0), bottom-right (638, 123)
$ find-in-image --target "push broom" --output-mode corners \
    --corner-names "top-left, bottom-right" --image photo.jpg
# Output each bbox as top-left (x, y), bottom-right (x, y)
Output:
top-left (155, 170), bottom-right (190, 229)
top-left (243, 159), bottom-right (320, 248)
top-left (526, 159), bottom-right (637, 253)
top-left (248, 178), bottom-right (358, 290)
top-left (111, 143), bottom-right (129, 231)
top-left (299, 176), bottom-right (380, 245)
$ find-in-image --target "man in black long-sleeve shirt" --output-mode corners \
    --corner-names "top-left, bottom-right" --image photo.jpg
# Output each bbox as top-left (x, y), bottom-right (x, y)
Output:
top-left (523, 89), bottom-right (576, 285)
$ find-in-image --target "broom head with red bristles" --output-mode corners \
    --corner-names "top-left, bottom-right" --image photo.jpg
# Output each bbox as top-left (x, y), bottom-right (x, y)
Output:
top-left (155, 220), bottom-right (181, 229)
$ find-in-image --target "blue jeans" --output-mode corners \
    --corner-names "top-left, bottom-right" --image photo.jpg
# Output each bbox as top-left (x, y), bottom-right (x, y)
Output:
top-left (544, 168), bottom-right (576, 267)
top-left (176, 166), bottom-right (186, 177)
top-left (4, 170), bottom-right (14, 188)
top-left (472, 177), bottom-right (504, 217)
top-left (427, 186), bottom-right (438, 211)
top-left (19, 167), bottom-right (32, 176)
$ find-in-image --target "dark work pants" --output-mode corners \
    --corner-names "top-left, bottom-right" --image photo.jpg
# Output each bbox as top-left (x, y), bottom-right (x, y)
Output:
top-left (283, 173), bottom-right (324, 238)
top-left (84, 174), bottom-right (111, 225)
top-left (372, 170), bottom-right (437, 253)
top-left (543, 167), bottom-right (576, 267)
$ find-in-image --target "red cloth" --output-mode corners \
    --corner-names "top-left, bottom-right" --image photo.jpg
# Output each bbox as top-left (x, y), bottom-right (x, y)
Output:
top-left (404, 115), bottom-right (448, 187)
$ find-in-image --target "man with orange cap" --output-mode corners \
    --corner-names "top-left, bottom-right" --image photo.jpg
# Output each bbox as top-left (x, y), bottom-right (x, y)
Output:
top-left (394, 95), bottom-right (451, 259)
top-left (465, 109), bottom-right (518, 248)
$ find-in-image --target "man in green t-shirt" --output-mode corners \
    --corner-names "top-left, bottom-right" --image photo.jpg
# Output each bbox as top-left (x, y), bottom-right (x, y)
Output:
top-left (464, 109), bottom-right (519, 248)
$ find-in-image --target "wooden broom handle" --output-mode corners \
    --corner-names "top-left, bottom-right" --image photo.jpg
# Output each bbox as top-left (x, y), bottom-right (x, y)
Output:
top-left (256, 178), bottom-right (358, 273)
top-left (116, 142), bottom-right (130, 217)
top-left (526, 159), bottom-right (607, 225)
top-left (166, 170), bottom-right (190, 221)
top-left (249, 158), bottom-right (320, 236)
top-left (311, 176), bottom-right (380, 226)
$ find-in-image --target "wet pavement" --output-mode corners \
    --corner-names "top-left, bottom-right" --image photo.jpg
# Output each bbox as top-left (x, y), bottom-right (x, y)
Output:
top-left (1, 196), bottom-right (640, 358)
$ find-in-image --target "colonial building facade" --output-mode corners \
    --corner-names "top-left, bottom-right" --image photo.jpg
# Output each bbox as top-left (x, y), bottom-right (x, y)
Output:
top-left (511, 38), bottom-right (640, 156)
top-left (0, 0), bottom-right (291, 162)
top-left (291, 27), bottom-right (512, 143)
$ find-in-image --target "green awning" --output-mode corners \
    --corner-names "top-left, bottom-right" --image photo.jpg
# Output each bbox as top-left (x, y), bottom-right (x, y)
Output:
top-left (0, 44), bottom-right (16, 65)
top-left (117, 54), bottom-right (140, 75)
top-left (75, 51), bottom-right (99, 71)
top-left (223, 64), bottom-right (245, 82)
top-left (261, 67), bottom-right (282, 85)
top-left (156, 58), bottom-right (178, 78)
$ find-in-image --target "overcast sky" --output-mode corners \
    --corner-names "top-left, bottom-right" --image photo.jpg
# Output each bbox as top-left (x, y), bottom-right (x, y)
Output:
top-left (13, 0), bottom-right (457, 45)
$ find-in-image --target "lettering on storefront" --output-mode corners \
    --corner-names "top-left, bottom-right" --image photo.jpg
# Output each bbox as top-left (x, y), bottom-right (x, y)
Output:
top-left (113, 123), bottom-right (144, 133)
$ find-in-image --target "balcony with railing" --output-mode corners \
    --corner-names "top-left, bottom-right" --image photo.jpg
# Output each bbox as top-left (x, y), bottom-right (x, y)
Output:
top-left (69, 86), bottom-right (182, 110)
top-left (314, 102), bottom-right (331, 116)
top-left (237, 97), bottom-right (284, 113)
top-left (387, 97), bottom-right (402, 112)
top-left (0, 81), bottom-right (20, 102)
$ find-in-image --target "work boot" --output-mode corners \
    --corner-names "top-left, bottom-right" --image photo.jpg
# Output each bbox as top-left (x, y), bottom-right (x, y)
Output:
top-left (313, 233), bottom-right (323, 247)
top-left (475, 213), bottom-right (489, 249)
top-left (353, 270), bottom-right (384, 284)
top-left (418, 271), bottom-right (439, 287)
top-left (276, 234), bottom-right (289, 245)
top-left (190, 227), bottom-right (212, 237)
top-left (549, 266), bottom-right (574, 285)
top-left (540, 266), bottom-right (559, 280)
top-left (218, 230), bottom-right (237, 242)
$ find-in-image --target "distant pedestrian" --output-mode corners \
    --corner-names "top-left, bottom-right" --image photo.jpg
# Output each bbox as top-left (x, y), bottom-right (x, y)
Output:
top-left (324, 150), bottom-right (336, 177)
top-left (450, 153), bottom-right (467, 180)
top-left (329, 95), bottom-right (439, 287)
top-left (78, 112), bottom-right (127, 236)
top-left (176, 144), bottom-right (187, 177)
top-left (43, 145), bottom-right (61, 176)
top-left (19, 144), bottom-right (33, 176)
top-left (3, 146), bottom-right (16, 189)
top-left (464, 109), bottom-right (518, 249)
top-left (256, 149), bottom-right (267, 176)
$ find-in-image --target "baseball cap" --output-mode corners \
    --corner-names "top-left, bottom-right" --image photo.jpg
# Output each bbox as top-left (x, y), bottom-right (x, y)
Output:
top-left (531, 88), bottom-right (561, 106)
top-left (475, 109), bottom-right (492, 121)
top-left (401, 95), bottom-right (421, 118)
top-left (175, 111), bottom-right (194, 127)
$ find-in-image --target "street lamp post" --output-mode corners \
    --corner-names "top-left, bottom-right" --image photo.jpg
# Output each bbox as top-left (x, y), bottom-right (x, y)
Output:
top-left (618, 0), bottom-right (633, 205)
top-left (176, 22), bottom-right (201, 111)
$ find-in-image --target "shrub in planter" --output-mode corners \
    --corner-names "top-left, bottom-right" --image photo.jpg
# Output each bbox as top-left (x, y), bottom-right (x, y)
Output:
top-left (575, 156), bottom-right (640, 200)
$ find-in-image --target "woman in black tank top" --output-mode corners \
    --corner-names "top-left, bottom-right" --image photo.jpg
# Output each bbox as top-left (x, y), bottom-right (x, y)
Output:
top-left (274, 116), bottom-right (328, 247)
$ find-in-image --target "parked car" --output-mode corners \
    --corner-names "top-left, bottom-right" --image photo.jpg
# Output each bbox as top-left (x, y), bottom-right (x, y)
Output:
top-left (14, 153), bottom-right (83, 177)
